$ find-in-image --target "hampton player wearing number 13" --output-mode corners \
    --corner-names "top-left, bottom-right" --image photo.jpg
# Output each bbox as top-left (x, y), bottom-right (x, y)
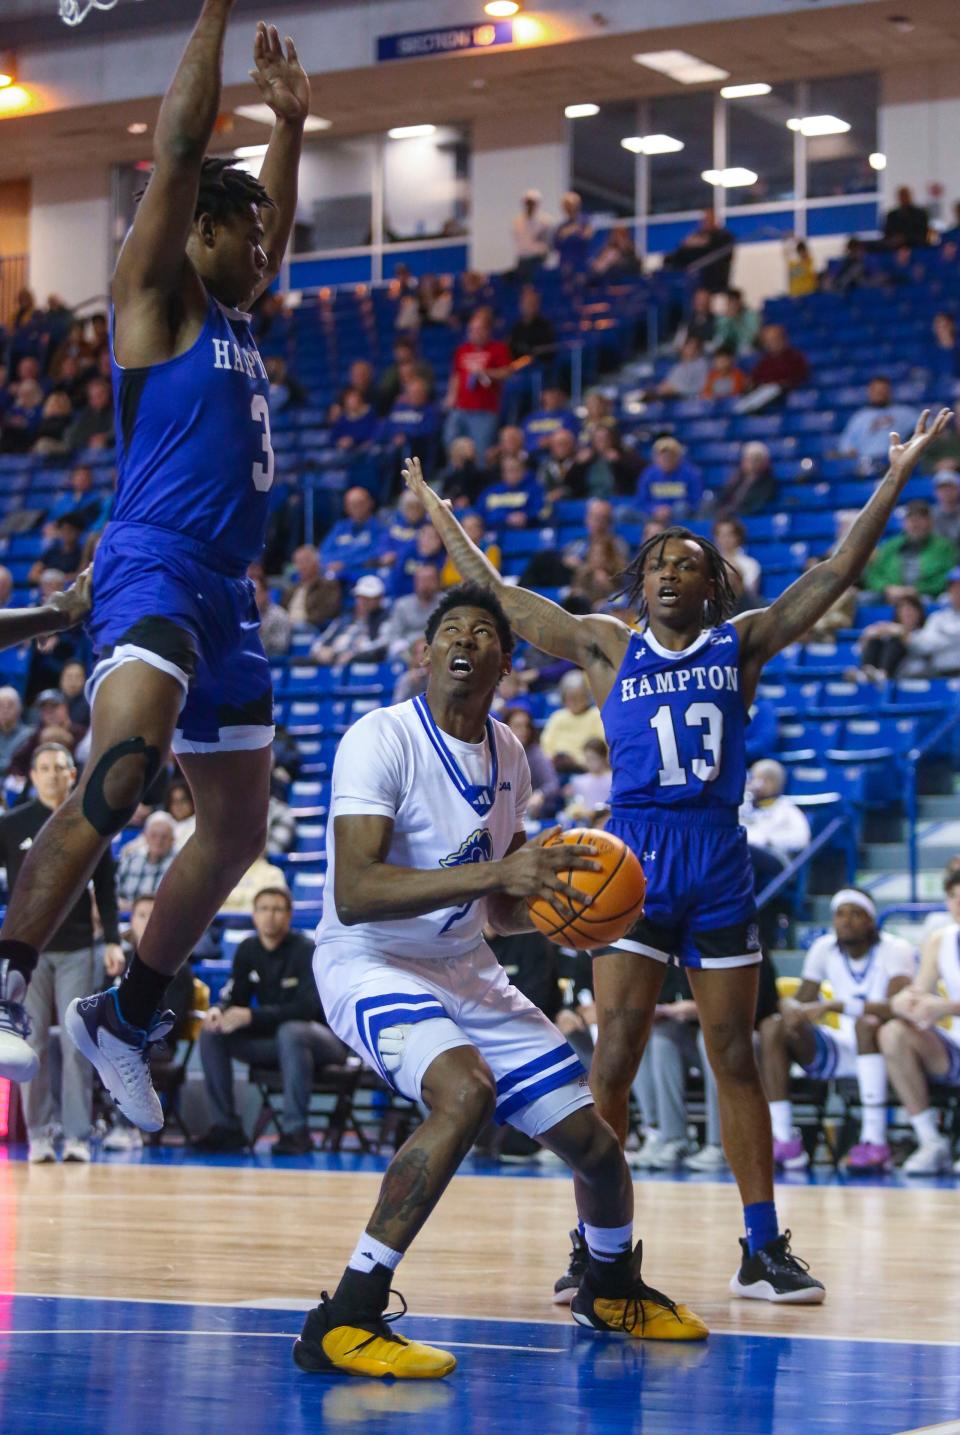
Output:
top-left (0, 1), bottom-right (310, 1121)
top-left (404, 405), bottom-right (953, 1304)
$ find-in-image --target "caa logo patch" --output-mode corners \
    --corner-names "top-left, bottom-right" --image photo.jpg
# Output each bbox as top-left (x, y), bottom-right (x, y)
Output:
top-left (440, 827), bottom-right (494, 868)
top-left (711, 633), bottom-right (735, 645)
top-left (498, 780), bottom-right (512, 792)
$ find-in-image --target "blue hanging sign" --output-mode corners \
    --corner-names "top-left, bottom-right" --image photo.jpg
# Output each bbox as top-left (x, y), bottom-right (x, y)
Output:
top-left (377, 20), bottom-right (513, 63)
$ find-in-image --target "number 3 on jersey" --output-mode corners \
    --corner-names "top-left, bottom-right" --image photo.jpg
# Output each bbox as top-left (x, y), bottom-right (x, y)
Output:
top-left (250, 394), bottom-right (275, 493)
top-left (650, 702), bottom-right (724, 788)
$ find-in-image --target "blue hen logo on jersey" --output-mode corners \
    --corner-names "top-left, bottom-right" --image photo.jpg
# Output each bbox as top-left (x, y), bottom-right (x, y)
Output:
top-left (438, 828), bottom-right (493, 933)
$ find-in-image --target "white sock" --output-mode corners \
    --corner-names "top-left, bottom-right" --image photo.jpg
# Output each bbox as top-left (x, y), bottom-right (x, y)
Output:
top-left (583, 1221), bottom-right (633, 1263)
top-left (911, 1108), bottom-right (941, 1145)
top-left (857, 1053), bottom-right (888, 1144)
top-left (348, 1233), bottom-right (404, 1275)
top-left (769, 1100), bottom-right (793, 1143)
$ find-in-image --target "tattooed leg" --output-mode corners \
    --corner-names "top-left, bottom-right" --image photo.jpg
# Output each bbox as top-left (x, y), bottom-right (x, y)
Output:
top-left (687, 964), bottom-right (773, 1205)
top-left (365, 1044), bottom-right (497, 1252)
top-left (589, 951), bottom-right (666, 1144)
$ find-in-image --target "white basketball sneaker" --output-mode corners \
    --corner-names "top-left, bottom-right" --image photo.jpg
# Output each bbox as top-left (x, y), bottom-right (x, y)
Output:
top-left (0, 960), bottom-right (39, 1083)
top-left (64, 989), bottom-right (172, 1133)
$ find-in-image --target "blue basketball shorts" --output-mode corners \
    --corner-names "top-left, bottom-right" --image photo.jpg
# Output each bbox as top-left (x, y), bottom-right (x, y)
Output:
top-left (86, 521), bottom-right (274, 755)
top-left (605, 808), bottom-right (761, 969)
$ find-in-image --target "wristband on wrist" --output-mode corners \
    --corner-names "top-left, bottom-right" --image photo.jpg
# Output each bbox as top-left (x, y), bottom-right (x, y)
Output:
top-left (842, 994), bottom-right (867, 1018)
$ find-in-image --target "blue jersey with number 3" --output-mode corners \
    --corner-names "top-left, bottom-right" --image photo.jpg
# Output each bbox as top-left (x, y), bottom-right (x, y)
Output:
top-left (600, 623), bottom-right (747, 820)
top-left (109, 294), bottom-right (273, 573)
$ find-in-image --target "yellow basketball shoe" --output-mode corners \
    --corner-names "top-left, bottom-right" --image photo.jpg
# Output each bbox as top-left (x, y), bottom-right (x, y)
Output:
top-left (571, 1241), bottom-right (709, 1342)
top-left (293, 1292), bottom-right (457, 1379)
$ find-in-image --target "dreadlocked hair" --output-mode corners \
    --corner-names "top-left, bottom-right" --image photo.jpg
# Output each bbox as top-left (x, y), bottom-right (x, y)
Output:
top-left (136, 156), bottom-right (274, 220)
top-left (618, 525), bottom-right (739, 628)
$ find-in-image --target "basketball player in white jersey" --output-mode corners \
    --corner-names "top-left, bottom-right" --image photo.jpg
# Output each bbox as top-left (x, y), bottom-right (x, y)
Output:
top-left (879, 868), bottom-right (960, 1175)
top-left (759, 889), bottom-right (916, 1173)
top-left (294, 583), bottom-right (706, 1380)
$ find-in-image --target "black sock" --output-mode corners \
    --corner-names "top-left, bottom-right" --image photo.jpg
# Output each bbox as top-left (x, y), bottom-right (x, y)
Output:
top-left (588, 1250), bottom-right (634, 1298)
top-left (0, 939), bottom-right (39, 984)
top-left (332, 1263), bottom-right (392, 1318)
top-left (116, 954), bottom-right (170, 1030)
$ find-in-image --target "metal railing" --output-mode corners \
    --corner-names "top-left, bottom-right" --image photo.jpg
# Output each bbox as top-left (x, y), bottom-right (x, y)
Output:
top-left (878, 902), bottom-right (943, 931)
top-left (755, 812), bottom-right (851, 913)
top-left (904, 708), bottom-right (960, 902)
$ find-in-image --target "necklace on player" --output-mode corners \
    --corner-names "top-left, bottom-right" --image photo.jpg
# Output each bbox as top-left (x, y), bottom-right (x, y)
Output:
top-left (413, 695), bottom-right (499, 816)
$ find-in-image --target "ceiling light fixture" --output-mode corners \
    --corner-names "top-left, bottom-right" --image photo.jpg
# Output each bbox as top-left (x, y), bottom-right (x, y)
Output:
top-left (234, 103), bottom-right (331, 131)
top-left (127, 121), bottom-right (148, 135)
top-left (234, 143), bottom-right (269, 159)
top-left (388, 124), bottom-right (436, 139)
top-left (720, 83), bottom-right (772, 99)
top-left (565, 103), bottom-right (599, 119)
top-left (620, 134), bottom-right (685, 155)
top-left (633, 50), bottom-right (729, 84)
top-left (787, 114), bottom-right (850, 137)
top-left (702, 167), bottom-right (758, 188)
top-left (0, 85), bottom-right (32, 117)
top-left (869, 151), bottom-right (887, 171)
top-left (484, 0), bottom-right (519, 14)
top-left (0, 51), bottom-right (15, 89)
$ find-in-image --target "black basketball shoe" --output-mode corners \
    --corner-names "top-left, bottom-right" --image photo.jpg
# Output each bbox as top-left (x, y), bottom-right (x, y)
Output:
top-left (553, 1227), bottom-right (589, 1306)
top-left (729, 1230), bottom-right (826, 1304)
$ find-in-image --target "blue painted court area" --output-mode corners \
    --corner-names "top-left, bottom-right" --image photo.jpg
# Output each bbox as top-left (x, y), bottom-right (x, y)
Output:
top-left (0, 1294), bottom-right (956, 1435)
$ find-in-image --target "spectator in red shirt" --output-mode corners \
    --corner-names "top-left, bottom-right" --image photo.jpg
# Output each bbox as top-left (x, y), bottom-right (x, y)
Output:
top-left (750, 323), bottom-right (809, 394)
top-left (443, 309), bottom-right (514, 462)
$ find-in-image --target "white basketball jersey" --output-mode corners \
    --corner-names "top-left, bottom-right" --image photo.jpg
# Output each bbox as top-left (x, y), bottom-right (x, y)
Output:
top-left (316, 696), bottom-right (531, 959)
top-left (936, 923), bottom-right (960, 1001)
top-left (801, 931), bottom-right (917, 1040)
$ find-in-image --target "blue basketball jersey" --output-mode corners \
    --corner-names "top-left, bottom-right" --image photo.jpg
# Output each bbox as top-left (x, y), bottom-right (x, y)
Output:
top-left (601, 622), bottom-right (747, 820)
top-left (109, 293), bottom-right (273, 572)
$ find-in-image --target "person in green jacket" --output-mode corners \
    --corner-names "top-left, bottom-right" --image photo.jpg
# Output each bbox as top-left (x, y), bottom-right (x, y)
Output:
top-left (864, 498), bottom-right (957, 600)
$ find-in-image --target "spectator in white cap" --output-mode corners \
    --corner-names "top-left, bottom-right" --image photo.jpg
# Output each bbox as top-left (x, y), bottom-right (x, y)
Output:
top-left (932, 468), bottom-right (960, 547)
top-left (310, 573), bottom-right (389, 666)
top-left (115, 810), bottom-right (177, 904)
top-left (512, 189), bottom-right (553, 280)
top-left (758, 886), bottom-right (916, 1176)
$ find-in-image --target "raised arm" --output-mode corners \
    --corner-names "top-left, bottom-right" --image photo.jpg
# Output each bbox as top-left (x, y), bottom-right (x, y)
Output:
top-left (402, 457), bottom-right (628, 682)
top-left (114, 0), bottom-right (234, 307)
top-left (738, 409), bottom-right (953, 673)
top-left (246, 23), bottom-right (310, 302)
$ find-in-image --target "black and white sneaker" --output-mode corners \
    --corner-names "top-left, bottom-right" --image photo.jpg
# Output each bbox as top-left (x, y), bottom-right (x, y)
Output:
top-left (553, 1227), bottom-right (588, 1306)
top-left (729, 1231), bottom-right (825, 1304)
top-left (64, 989), bottom-right (173, 1132)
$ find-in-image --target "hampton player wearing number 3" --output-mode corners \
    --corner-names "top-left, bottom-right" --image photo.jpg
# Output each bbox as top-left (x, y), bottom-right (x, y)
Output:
top-left (404, 405), bottom-right (953, 1304)
top-left (0, 1), bottom-right (308, 1120)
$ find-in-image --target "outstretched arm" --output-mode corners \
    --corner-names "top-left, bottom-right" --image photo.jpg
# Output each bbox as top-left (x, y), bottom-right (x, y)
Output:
top-left (738, 408), bottom-right (953, 670)
top-left (247, 23), bottom-right (310, 301)
top-left (0, 569), bottom-right (91, 651)
top-left (402, 457), bottom-right (627, 676)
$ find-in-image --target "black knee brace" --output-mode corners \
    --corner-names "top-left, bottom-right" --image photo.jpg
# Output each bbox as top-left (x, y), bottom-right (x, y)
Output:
top-left (82, 737), bottom-right (162, 836)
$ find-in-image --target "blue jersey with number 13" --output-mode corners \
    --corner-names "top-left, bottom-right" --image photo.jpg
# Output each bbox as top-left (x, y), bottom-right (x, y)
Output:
top-left (600, 622), bottom-right (747, 819)
top-left (109, 293), bottom-right (274, 573)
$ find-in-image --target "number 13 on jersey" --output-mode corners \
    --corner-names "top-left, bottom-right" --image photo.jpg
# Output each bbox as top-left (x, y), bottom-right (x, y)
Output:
top-left (650, 702), bottom-right (724, 788)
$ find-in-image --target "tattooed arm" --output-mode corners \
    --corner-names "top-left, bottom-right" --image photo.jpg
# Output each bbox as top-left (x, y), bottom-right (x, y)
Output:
top-left (737, 408), bottom-right (953, 680)
top-left (402, 457), bottom-right (629, 693)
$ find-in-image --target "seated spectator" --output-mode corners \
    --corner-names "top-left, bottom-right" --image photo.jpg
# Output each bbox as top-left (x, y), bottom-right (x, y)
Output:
top-left (590, 224), bottom-right (641, 279)
top-left (656, 337), bottom-right (709, 399)
top-left (381, 375), bottom-right (441, 462)
top-left (838, 376), bottom-right (917, 466)
top-left (894, 568), bottom-right (960, 675)
top-left (749, 323), bottom-right (809, 394)
top-left (253, 571), bottom-right (292, 657)
top-left (456, 269), bottom-right (496, 326)
top-left (220, 853), bottom-right (287, 915)
top-left (444, 308), bottom-right (514, 459)
top-left (553, 191), bottom-right (593, 275)
top-left (511, 189), bottom-right (552, 278)
top-left (311, 574), bottom-right (389, 665)
top-left (32, 519), bottom-right (83, 583)
top-left (930, 312), bottom-right (960, 385)
top-left (858, 594), bottom-right (928, 681)
top-left (0, 687), bottom-right (33, 775)
top-left (563, 736), bottom-right (611, 826)
top-left (383, 563), bottom-right (442, 657)
top-left (434, 436), bottom-right (486, 509)
top-left (930, 469), bottom-right (960, 551)
top-left (58, 659), bottom-right (90, 730)
top-left (540, 670), bottom-right (606, 772)
top-left (537, 427), bottom-right (588, 502)
top-left (713, 288), bottom-right (759, 355)
top-left (282, 544), bottom-right (342, 628)
top-left (381, 489), bottom-right (428, 563)
top-left (674, 287), bottom-right (715, 350)
top-left (479, 454), bottom-right (545, 532)
top-left (486, 422), bottom-right (528, 473)
top-left (563, 498), bottom-right (628, 569)
top-left (570, 534), bottom-right (628, 607)
top-left (31, 391), bottom-right (74, 455)
top-left (577, 422), bottom-right (637, 500)
top-left (716, 441), bottom-right (777, 518)
top-left (330, 387), bottom-right (379, 451)
top-left (664, 208), bottom-right (735, 291)
top-left (64, 375), bottom-right (114, 451)
top-left (265, 355), bottom-right (306, 413)
top-left (10, 688), bottom-right (83, 779)
top-left (392, 635), bottom-right (429, 704)
top-left (740, 759), bottom-right (811, 877)
top-left (864, 498), bottom-right (957, 601)
top-left (47, 465), bottom-right (102, 530)
top-left (508, 284), bottom-right (557, 367)
top-left (919, 410), bottom-right (960, 475)
top-left (636, 436), bottom-right (703, 521)
top-left (195, 886), bottom-right (349, 1156)
top-left (578, 390), bottom-right (613, 452)
top-left (166, 778), bottom-right (196, 851)
top-left (713, 517), bottom-right (761, 600)
top-left (759, 888), bottom-right (916, 1174)
top-left (319, 487), bottom-right (384, 584)
top-left (827, 236), bottom-right (869, 295)
top-left (702, 344), bottom-right (748, 400)
top-left (883, 185), bottom-right (929, 249)
top-left (502, 706), bottom-right (559, 819)
top-left (116, 811), bottom-right (177, 903)
top-left (523, 386), bottom-right (578, 452)
top-left (440, 510), bottom-right (501, 588)
top-left (784, 237), bottom-right (818, 298)
top-left (1, 378), bottom-right (45, 453)
top-left (375, 338), bottom-right (434, 415)
top-left (418, 273), bottom-right (453, 327)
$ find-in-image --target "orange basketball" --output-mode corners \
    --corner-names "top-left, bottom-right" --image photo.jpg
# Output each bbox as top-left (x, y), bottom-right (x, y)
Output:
top-left (527, 827), bottom-right (645, 952)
